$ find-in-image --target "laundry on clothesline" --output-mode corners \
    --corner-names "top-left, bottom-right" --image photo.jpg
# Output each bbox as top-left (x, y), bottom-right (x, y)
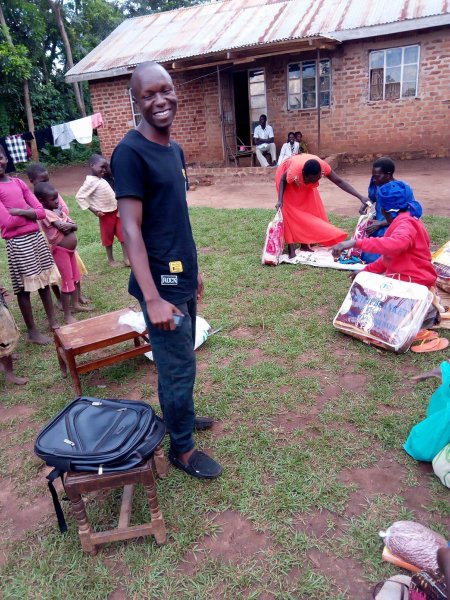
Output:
top-left (51, 113), bottom-right (103, 149)
top-left (4, 135), bottom-right (28, 164)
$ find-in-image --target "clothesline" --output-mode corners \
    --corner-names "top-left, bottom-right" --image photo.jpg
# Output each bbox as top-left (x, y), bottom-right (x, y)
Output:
top-left (0, 112), bottom-right (103, 172)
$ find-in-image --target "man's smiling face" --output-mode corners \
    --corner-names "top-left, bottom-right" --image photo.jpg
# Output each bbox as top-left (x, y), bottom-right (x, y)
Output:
top-left (133, 64), bottom-right (178, 131)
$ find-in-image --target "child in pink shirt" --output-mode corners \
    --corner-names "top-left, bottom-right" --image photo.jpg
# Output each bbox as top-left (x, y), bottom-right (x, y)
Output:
top-left (0, 146), bottom-right (59, 344)
top-left (34, 182), bottom-right (80, 324)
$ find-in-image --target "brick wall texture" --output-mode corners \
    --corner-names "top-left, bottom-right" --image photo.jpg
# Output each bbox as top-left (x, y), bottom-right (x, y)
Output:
top-left (90, 27), bottom-right (450, 163)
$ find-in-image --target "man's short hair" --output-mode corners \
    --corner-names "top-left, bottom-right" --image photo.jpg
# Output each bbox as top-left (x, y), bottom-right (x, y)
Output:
top-left (26, 163), bottom-right (47, 181)
top-left (373, 157), bottom-right (395, 175)
top-left (259, 114), bottom-right (267, 120)
top-left (130, 61), bottom-right (164, 97)
top-left (34, 181), bottom-right (56, 199)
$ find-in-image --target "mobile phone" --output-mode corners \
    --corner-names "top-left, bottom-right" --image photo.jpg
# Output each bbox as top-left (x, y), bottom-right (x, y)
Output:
top-left (173, 313), bottom-right (185, 328)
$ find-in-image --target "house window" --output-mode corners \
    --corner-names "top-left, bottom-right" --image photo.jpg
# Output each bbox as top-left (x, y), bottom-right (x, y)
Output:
top-left (129, 89), bottom-right (141, 126)
top-left (369, 45), bottom-right (419, 100)
top-left (248, 69), bottom-right (267, 132)
top-left (287, 59), bottom-right (331, 110)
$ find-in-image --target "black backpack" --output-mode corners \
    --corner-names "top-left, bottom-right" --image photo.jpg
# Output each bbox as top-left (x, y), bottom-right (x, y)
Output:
top-left (34, 396), bottom-right (166, 532)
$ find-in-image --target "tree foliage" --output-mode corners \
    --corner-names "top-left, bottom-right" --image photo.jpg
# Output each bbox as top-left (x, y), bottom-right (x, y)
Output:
top-left (0, 0), bottom-right (205, 136)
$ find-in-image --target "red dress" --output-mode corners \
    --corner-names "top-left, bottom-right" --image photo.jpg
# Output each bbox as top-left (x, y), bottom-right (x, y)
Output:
top-left (276, 154), bottom-right (347, 246)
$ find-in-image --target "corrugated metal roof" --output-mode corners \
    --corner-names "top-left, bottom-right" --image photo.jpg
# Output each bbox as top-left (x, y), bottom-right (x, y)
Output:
top-left (66, 0), bottom-right (450, 81)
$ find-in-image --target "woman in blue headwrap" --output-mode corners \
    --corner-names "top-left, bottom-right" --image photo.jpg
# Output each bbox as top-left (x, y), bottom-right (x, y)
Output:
top-left (331, 179), bottom-right (446, 335)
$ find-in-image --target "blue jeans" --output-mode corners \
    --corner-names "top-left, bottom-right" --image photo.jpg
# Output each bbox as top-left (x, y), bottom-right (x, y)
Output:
top-left (140, 296), bottom-right (197, 454)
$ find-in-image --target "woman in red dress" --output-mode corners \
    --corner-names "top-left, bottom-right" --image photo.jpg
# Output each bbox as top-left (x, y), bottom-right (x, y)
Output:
top-left (276, 154), bottom-right (369, 258)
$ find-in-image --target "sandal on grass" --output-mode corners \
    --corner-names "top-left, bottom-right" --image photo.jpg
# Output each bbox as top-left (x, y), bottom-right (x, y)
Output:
top-left (414, 330), bottom-right (439, 342)
top-left (411, 337), bottom-right (449, 353)
top-left (373, 575), bottom-right (411, 599)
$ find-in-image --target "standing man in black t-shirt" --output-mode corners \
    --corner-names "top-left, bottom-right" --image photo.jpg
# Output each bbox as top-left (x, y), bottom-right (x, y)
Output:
top-left (111, 62), bottom-right (222, 479)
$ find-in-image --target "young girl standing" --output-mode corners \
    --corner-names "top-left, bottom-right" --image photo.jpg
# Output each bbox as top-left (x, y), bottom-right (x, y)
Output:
top-left (0, 146), bottom-right (59, 344)
top-left (35, 182), bottom-right (80, 324)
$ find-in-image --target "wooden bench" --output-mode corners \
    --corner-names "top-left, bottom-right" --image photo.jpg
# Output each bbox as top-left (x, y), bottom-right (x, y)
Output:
top-left (54, 308), bottom-right (151, 395)
top-left (64, 450), bottom-right (168, 555)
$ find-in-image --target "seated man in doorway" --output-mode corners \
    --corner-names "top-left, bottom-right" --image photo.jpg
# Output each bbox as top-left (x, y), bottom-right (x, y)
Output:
top-left (253, 114), bottom-right (277, 167)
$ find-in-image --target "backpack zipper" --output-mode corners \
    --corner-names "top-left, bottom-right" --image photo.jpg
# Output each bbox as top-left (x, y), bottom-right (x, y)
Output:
top-left (91, 409), bottom-right (128, 453)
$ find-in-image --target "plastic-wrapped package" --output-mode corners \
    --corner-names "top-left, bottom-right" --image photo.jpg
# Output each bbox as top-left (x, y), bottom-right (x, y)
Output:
top-left (432, 241), bottom-right (450, 293)
top-left (380, 521), bottom-right (447, 573)
top-left (262, 209), bottom-right (284, 266)
top-left (347, 203), bottom-right (376, 259)
top-left (333, 272), bottom-right (433, 353)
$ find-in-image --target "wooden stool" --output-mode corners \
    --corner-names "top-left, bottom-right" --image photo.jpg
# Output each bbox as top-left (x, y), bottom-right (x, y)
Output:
top-left (63, 447), bottom-right (168, 555)
top-left (54, 308), bottom-right (151, 395)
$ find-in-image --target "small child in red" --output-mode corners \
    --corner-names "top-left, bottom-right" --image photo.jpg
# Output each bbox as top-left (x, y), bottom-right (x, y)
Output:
top-left (76, 154), bottom-right (129, 267)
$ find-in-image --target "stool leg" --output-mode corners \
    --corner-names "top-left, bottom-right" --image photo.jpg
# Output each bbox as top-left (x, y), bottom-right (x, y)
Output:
top-left (144, 472), bottom-right (166, 545)
top-left (153, 445), bottom-right (168, 479)
top-left (65, 350), bottom-right (82, 396)
top-left (68, 493), bottom-right (97, 555)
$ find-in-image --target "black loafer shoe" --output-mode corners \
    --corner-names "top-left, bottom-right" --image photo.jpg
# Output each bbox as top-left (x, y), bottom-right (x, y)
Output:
top-left (169, 449), bottom-right (223, 479)
top-left (194, 416), bottom-right (215, 430)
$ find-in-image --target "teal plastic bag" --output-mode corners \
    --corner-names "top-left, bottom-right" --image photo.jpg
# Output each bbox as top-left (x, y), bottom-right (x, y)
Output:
top-left (404, 361), bottom-right (450, 462)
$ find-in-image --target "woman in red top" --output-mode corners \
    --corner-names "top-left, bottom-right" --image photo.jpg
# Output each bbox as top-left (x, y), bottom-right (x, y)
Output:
top-left (276, 154), bottom-right (369, 258)
top-left (0, 146), bottom-right (59, 344)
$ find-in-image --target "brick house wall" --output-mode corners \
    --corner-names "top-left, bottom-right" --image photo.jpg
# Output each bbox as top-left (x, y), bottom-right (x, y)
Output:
top-left (89, 26), bottom-right (449, 162)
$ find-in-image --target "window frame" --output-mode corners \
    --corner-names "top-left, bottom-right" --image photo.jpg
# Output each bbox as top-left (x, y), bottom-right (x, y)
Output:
top-left (129, 88), bottom-right (141, 126)
top-left (368, 44), bottom-right (420, 101)
top-left (286, 58), bottom-right (331, 111)
top-left (248, 67), bottom-right (268, 137)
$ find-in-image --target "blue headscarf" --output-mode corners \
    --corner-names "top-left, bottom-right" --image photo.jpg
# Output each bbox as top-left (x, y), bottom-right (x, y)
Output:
top-left (377, 180), bottom-right (422, 218)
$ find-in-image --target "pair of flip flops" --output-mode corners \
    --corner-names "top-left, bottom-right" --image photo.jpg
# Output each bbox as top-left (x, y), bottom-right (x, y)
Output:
top-left (411, 330), bottom-right (449, 353)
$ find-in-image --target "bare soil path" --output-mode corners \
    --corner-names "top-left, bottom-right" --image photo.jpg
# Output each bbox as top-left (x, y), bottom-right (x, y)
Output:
top-left (21, 157), bottom-right (450, 217)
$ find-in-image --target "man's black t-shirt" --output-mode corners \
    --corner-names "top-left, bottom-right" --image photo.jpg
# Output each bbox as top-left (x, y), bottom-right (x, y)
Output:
top-left (110, 129), bottom-right (198, 305)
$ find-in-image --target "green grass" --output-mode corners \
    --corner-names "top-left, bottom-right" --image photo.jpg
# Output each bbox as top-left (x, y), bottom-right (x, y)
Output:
top-left (0, 200), bottom-right (449, 599)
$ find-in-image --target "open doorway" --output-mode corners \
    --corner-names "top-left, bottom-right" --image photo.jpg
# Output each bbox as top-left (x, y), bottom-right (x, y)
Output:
top-left (233, 71), bottom-right (250, 146)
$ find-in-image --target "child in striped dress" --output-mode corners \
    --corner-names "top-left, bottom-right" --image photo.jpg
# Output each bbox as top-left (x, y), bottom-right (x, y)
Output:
top-left (0, 146), bottom-right (59, 345)
top-left (76, 154), bottom-right (129, 267)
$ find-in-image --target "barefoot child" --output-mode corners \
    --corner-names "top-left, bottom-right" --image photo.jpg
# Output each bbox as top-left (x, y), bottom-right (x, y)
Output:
top-left (0, 146), bottom-right (59, 344)
top-left (76, 154), bottom-right (129, 267)
top-left (34, 182), bottom-right (83, 324)
top-left (26, 163), bottom-right (90, 306)
top-left (0, 282), bottom-right (28, 385)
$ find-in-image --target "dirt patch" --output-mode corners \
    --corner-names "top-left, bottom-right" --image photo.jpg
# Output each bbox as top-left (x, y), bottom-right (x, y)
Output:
top-left (108, 588), bottom-right (129, 600)
top-left (308, 548), bottom-right (371, 599)
top-left (294, 508), bottom-right (347, 538)
top-left (338, 457), bottom-right (408, 518)
top-left (242, 347), bottom-right (267, 367)
top-left (271, 411), bottom-right (307, 434)
top-left (0, 405), bottom-right (35, 422)
top-left (178, 510), bottom-right (271, 575)
top-left (0, 479), bottom-right (53, 566)
top-left (229, 326), bottom-right (264, 340)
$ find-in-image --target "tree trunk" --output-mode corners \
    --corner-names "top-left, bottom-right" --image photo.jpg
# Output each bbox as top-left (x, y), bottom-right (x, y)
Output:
top-left (0, 2), bottom-right (39, 161)
top-left (49, 0), bottom-right (86, 117)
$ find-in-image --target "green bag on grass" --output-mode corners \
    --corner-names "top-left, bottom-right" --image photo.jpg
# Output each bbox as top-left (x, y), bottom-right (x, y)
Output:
top-left (404, 361), bottom-right (450, 462)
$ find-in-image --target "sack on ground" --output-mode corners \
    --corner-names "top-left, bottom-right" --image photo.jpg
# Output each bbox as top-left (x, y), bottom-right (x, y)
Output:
top-left (262, 209), bottom-right (284, 266)
top-left (432, 240), bottom-right (450, 293)
top-left (333, 272), bottom-right (432, 353)
top-left (380, 521), bottom-right (447, 573)
top-left (405, 361), bottom-right (450, 462)
top-left (0, 295), bottom-right (20, 359)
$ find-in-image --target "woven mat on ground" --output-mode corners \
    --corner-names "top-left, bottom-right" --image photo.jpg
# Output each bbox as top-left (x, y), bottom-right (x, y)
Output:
top-left (278, 248), bottom-right (365, 271)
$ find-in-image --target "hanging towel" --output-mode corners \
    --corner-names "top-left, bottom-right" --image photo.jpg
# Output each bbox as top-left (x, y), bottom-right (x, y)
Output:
top-left (91, 113), bottom-right (103, 129)
top-left (0, 138), bottom-right (16, 172)
top-left (35, 127), bottom-right (54, 150)
top-left (69, 116), bottom-right (93, 144)
top-left (52, 123), bottom-right (75, 150)
top-left (5, 135), bottom-right (28, 164)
